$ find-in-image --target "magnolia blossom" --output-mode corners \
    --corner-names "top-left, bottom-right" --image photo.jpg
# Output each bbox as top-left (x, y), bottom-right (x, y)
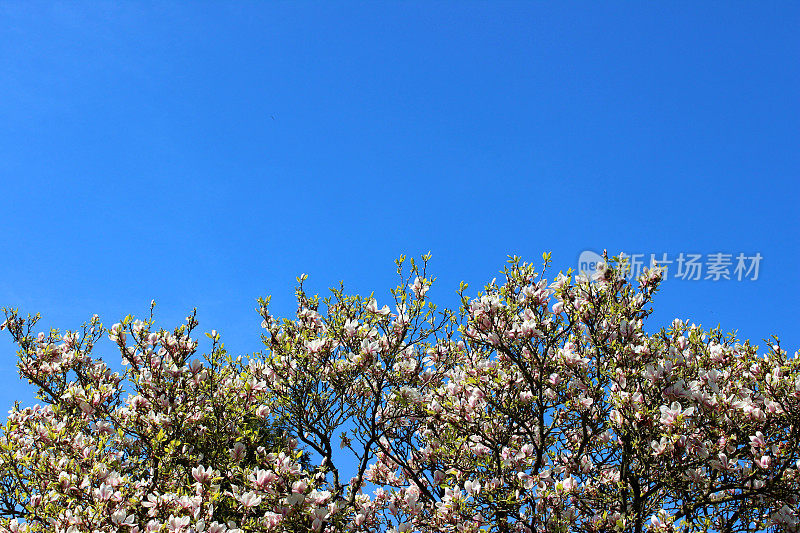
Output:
top-left (410, 276), bottom-right (430, 299)
top-left (366, 298), bottom-right (390, 316)
top-left (659, 401), bottom-right (694, 427)
top-left (463, 479), bottom-right (481, 496)
top-left (239, 491), bottom-right (262, 508)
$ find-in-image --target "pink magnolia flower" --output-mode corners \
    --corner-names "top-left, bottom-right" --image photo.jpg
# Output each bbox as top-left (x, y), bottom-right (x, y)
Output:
top-left (750, 431), bottom-right (766, 449)
top-left (230, 442), bottom-right (246, 462)
top-left (755, 455), bottom-right (772, 469)
top-left (168, 515), bottom-right (190, 532)
top-left (410, 276), bottom-right (430, 299)
top-left (111, 509), bottom-right (136, 527)
top-left (366, 298), bottom-right (390, 316)
top-left (239, 491), bottom-right (263, 509)
top-left (659, 401), bottom-right (694, 427)
top-left (249, 467), bottom-right (277, 489)
top-left (463, 479), bottom-right (481, 496)
top-left (192, 465), bottom-right (214, 484)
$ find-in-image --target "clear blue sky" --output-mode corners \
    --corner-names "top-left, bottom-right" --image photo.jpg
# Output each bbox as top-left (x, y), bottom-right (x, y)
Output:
top-left (1, 2), bottom-right (798, 416)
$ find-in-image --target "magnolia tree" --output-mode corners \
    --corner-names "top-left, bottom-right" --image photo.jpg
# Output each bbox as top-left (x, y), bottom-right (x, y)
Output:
top-left (0, 253), bottom-right (798, 533)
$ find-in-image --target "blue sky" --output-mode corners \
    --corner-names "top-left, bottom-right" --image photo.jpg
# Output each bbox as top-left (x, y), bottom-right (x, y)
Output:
top-left (1, 2), bottom-right (798, 419)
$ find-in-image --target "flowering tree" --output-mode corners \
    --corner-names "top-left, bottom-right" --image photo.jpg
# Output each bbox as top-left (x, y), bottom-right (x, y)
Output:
top-left (0, 306), bottom-right (320, 533)
top-left (1, 253), bottom-right (798, 533)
